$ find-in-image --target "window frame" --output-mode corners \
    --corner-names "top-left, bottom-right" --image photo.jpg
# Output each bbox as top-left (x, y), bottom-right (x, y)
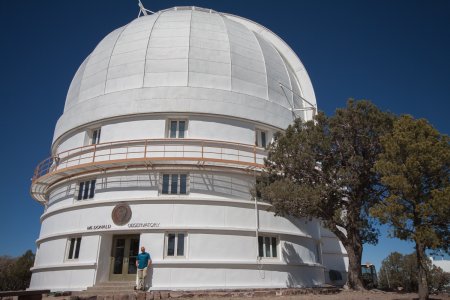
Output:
top-left (160, 173), bottom-right (189, 195)
top-left (84, 127), bottom-right (102, 146)
top-left (164, 232), bottom-right (187, 259)
top-left (65, 237), bottom-right (82, 261)
top-left (258, 235), bottom-right (279, 259)
top-left (255, 128), bottom-right (268, 148)
top-left (167, 119), bottom-right (188, 139)
top-left (75, 179), bottom-right (97, 201)
top-left (91, 127), bottom-right (101, 145)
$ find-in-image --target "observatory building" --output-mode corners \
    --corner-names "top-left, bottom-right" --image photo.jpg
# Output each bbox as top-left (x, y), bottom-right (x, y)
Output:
top-left (29, 6), bottom-right (347, 291)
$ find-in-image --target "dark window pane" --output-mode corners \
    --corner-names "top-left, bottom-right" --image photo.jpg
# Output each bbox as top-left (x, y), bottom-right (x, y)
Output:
top-left (74, 237), bottom-right (81, 259)
top-left (97, 128), bottom-right (101, 144)
top-left (167, 234), bottom-right (175, 256)
top-left (89, 179), bottom-right (96, 198)
top-left (83, 181), bottom-right (90, 199)
top-left (162, 174), bottom-right (169, 194)
top-left (261, 131), bottom-right (266, 148)
top-left (92, 130), bottom-right (98, 145)
top-left (177, 234), bottom-right (185, 256)
top-left (113, 238), bottom-right (125, 274)
top-left (128, 238), bottom-right (139, 274)
top-left (77, 182), bottom-right (84, 200)
top-left (258, 236), bottom-right (263, 257)
top-left (178, 121), bottom-right (185, 138)
top-left (265, 237), bottom-right (271, 257)
top-left (180, 174), bottom-right (187, 194)
top-left (68, 238), bottom-right (75, 259)
top-left (170, 121), bottom-right (177, 138)
top-left (271, 237), bottom-right (277, 257)
top-left (171, 174), bottom-right (178, 194)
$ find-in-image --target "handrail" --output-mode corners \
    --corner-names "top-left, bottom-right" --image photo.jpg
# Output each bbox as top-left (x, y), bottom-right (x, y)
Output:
top-left (32, 138), bottom-right (267, 182)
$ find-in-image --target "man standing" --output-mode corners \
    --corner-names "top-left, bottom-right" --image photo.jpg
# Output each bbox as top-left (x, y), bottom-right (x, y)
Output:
top-left (136, 246), bottom-right (152, 291)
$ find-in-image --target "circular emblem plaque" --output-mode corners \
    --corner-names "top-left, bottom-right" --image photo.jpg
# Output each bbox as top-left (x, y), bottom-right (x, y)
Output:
top-left (112, 203), bottom-right (132, 226)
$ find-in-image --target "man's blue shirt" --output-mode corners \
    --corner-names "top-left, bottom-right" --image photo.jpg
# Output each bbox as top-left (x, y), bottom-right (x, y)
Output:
top-left (137, 252), bottom-right (151, 269)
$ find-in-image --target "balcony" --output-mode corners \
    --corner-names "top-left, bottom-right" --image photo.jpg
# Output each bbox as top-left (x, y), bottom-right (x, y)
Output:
top-left (31, 138), bottom-right (267, 203)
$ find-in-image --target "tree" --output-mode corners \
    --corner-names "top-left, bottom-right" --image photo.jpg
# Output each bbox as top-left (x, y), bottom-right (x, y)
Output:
top-left (378, 252), bottom-right (406, 290)
top-left (0, 250), bottom-right (35, 291)
top-left (257, 100), bottom-right (394, 289)
top-left (378, 251), bottom-right (450, 294)
top-left (371, 115), bottom-right (450, 300)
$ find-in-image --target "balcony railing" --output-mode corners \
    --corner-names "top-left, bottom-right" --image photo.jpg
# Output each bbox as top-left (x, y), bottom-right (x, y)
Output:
top-left (31, 138), bottom-right (267, 203)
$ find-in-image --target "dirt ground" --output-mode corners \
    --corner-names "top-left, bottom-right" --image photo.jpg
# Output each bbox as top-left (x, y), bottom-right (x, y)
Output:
top-left (194, 290), bottom-right (449, 300)
top-left (42, 290), bottom-right (450, 300)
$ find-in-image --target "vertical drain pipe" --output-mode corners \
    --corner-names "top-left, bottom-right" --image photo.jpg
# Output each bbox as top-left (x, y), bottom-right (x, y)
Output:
top-left (254, 171), bottom-right (264, 278)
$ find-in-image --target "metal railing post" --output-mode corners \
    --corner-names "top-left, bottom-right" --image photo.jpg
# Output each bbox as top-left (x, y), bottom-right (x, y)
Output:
top-left (144, 140), bottom-right (148, 158)
top-left (92, 144), bottom-right (97, 162)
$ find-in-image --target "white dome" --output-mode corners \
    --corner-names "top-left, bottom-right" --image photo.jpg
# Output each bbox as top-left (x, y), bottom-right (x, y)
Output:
top-left (55, 7), bottom-right (316, 143)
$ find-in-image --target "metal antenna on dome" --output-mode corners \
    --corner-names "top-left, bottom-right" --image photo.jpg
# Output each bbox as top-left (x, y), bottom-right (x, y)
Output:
top-left (138, 0), bottom-right (155, 18)
top-left (279, 82), bottom-right (317, 121)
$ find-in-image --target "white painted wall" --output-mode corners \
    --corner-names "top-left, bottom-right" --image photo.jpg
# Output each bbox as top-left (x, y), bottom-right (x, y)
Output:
top-left (47, 170), bottom-right (254, 213)
top-left (54, 114), bottom-right (274, 155)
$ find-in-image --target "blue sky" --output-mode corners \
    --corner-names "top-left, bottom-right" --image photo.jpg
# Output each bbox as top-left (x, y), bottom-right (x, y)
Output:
top-left (0, 0), bottom-right (449, 270)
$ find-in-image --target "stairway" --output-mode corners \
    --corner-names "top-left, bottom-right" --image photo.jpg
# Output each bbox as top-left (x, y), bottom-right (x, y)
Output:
top-left (73, 281), bottom-right (137, 296)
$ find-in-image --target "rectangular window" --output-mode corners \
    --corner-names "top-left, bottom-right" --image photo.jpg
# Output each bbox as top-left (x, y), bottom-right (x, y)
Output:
top-left (255, 129), bottom-right (267, 148)
top-left (91, 128), bottom-right (101, 145)
top-left (67, 237), bottom-right (81, 260)
top-left (165, 233), bottom-right (186, 257)
top-left (161, 174), bottom-right (188, 195)
top-left (168, 120), bottom-right (187, 138)
top-left (77, 179), bottom-right (96, 200)
top-left (258, 235), bottom-right (278, 258)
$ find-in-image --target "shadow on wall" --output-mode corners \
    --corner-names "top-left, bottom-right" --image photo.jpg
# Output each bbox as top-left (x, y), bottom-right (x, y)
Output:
top-left (282, 242), bottom-right (305, 265)
top-left (190, 173), bottom-right (252, 199)
top-left (283, 242), bottom-right (324, 287)
top-left (143, 267), bottom-right (154, 291)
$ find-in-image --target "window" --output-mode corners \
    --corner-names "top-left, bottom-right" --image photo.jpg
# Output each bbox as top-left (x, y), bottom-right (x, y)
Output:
top-left (255, 129), bottom-right (267, 148)
top-left (77, 179), bottom-right (96, 200)
top-left (258, 236), bottom-right (278, 258)
top-left (168, 120), bottom-right (186, 138)
top-left (91, 128), bottom-right (101, 145)
top-left (165, 233), bottom-right (186, 257)
top-left (161, 174), bottom-right (188, 195)
top-left (67, 237), bottom-right (81, 260)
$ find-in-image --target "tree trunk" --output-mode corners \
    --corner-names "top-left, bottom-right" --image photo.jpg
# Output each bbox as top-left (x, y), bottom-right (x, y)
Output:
top-left (343, 240), bottom-right (365, 290)
top-left (416, 242), bottom-right (429, 300)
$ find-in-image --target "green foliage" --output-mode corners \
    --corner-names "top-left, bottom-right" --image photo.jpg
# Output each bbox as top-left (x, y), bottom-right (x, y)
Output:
top-left (378, 252), bottom-right (450, 293)
top-left (378, 252), bottom-right (418, 292)
top-left (0, 250), bottom-right (35, 291)
top-left (257, 100), bottom-right (394, 289)
top-left (371, 115), bottom-right (450, 299)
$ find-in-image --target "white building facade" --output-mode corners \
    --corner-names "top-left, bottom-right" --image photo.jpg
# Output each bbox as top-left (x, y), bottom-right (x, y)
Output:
top-left (29, 7), bottom-right (347, 291)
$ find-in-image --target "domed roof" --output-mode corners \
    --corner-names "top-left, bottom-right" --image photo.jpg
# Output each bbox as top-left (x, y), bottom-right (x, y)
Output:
top-left (55, 7), bottom-right (316, 142)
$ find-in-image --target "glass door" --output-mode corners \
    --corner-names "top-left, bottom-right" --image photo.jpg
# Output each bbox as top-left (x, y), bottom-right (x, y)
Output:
top-left (110, 235), bottom-right (140, 281)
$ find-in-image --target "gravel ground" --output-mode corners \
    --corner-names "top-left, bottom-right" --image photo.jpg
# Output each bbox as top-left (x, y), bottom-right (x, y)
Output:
top-left (187, 290), bottom-right (449, 300)
top-left (41, 290), bottom-right (450, 300)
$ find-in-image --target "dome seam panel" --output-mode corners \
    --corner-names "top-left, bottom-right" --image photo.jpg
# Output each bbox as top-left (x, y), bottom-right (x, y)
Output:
top-left (273, 41), bottom-right (294, 109)
top-left (218, 14), bottom-right (233, 93)
top-left (142, 12), bottom-right (163, 88)
top-left (187, 10), bottom-right (193, 87)
top-left (102, 22), bottom-right (133, 95)
top-left (250, 31), bottom-right (269, 101)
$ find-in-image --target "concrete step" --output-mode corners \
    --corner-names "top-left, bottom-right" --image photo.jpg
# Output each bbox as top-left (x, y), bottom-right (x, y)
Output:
top-left (72, 281), bottom-right (137, 296)
top-left (86, 286), bottom-right (135, 290)
top-left (93, 281), bottom-right (135, 287)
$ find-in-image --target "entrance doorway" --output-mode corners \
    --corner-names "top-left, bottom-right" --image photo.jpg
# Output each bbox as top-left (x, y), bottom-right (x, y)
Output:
top-left (110, 235), bottom-right (140, 281)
